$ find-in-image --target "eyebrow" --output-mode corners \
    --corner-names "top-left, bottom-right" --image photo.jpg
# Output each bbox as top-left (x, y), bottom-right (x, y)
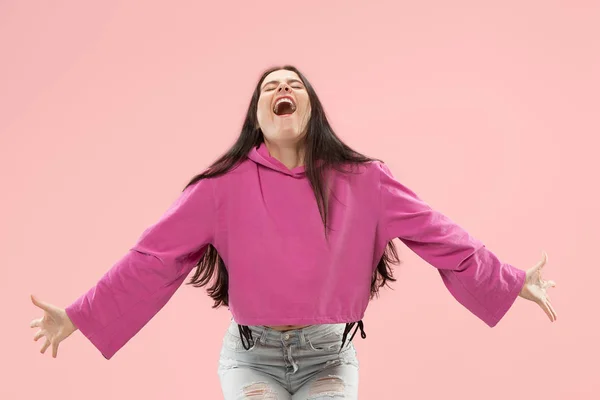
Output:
top-left (261, 78), bottom-right (304, 89)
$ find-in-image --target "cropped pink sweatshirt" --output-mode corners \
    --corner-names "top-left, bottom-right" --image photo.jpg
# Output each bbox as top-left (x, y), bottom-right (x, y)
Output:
top-left (65, 142), bottom-right (526, 359)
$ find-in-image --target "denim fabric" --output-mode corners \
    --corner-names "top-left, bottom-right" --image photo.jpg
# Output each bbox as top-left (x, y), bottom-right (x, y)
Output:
top-left (218, 319), bottom-right (360, 399)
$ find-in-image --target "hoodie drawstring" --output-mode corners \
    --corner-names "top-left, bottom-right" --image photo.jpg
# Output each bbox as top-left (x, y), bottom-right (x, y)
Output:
top-left (339, 320), bottom-right (366, 353)
top-left (238, 324), bottom-right (255, 350)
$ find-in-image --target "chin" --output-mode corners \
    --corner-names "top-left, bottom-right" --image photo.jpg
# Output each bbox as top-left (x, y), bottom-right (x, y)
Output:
top-left (265, 131), bottom-right (303, 144)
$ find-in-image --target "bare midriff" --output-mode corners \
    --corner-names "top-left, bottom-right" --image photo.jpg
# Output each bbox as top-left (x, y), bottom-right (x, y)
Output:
top-left (266, 325), bottom-right (311, 331)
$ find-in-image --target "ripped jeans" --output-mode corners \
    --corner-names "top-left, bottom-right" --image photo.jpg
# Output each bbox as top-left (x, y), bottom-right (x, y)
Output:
top-left (218, 319), bottom-right (360, 399)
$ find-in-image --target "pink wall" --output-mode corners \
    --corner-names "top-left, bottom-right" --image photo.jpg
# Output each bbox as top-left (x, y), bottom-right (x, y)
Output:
top-left (3, 1), bottom-right (598, 398)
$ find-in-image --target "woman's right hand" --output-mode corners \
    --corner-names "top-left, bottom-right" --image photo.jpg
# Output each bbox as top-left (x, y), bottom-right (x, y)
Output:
top-left (29, 295), bottom-right (78, 358)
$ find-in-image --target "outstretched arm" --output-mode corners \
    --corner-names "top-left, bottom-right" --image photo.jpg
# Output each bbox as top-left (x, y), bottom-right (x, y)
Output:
top-left (376, 161), bottom-right (556, 325)
top-left (63, 177), bottom-right (217, 359)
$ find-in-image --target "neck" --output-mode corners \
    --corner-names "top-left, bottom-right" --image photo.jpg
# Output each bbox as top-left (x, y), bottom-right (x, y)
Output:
top-left (263, 140), bottom-right (305, 170)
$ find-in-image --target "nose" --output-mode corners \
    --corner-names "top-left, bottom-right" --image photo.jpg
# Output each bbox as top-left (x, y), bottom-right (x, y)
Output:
top-left (277, 84), bottom-right (291, 93)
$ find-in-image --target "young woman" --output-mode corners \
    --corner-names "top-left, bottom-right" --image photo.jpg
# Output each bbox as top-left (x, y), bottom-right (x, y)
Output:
top-left (30, 65), bottom-right (557, 399)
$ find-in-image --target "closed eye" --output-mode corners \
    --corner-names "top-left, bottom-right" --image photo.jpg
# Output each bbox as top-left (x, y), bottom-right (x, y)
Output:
top-left (263, 85), bottom-right (304, 92)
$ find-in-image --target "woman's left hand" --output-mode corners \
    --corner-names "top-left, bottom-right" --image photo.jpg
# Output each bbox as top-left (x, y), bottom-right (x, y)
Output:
top-left (518, 251), bottom-right (557, 322)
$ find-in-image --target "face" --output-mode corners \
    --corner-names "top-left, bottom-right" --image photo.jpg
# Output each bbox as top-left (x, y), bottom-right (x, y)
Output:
top-left (256, 69), bottom-right (311, 145)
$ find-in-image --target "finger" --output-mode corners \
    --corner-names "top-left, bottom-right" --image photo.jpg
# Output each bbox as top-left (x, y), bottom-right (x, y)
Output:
top-left (537, 270), bottom-right (544, 284)
top-left (33, 330), bottom-right (46, 342)
top-left (52, 340), bottom-right (59, 358)
top-left (30, 318), bottom-right (43, 328)
top-left (40, 338), bottom-right (51, 354)
top-left (534, 251), bottom-right (548, 271)
top-left (539, 299), bottom-right (556, 322)
top-left (31, 295), bottom-right (52, 312)
top-left (546, 300), bottom-right (558, 322)
top-left (527, 254), bottom-right (547, 281)
top-left (543, 280), bottom-right (556, 290)
top-left (538, 300), bottom-right (553, 322)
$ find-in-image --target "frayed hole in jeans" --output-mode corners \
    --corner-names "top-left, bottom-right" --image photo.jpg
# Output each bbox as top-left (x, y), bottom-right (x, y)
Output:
top-left (308, 375), bottom-right (345, 398)
top-left (241, 382), bottom-right (278, 399)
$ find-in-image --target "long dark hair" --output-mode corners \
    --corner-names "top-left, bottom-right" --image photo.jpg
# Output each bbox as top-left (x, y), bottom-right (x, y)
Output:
top-left (184, 65), bottom-right (400, 308)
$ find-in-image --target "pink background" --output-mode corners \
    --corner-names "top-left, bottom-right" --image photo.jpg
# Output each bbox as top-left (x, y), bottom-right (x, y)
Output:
top-left (2, 1), bottom-right (599, 399)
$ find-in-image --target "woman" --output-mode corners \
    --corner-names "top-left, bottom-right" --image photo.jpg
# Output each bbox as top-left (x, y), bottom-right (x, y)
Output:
top-left (30, 65), bottom-right (557, 399)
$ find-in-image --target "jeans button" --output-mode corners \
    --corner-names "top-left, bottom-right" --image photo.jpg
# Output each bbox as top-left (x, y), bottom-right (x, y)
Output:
top-left (284, 333), bottom-right (290, 340)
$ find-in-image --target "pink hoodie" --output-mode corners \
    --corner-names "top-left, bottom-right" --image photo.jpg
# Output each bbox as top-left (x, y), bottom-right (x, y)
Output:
top-left (65, 142), bottom-right (526, 359)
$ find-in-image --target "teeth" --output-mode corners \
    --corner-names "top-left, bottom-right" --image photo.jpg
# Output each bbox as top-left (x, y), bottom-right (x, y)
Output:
top-left (276, 98), bottom-right (294, 106)
top-left (273, 97), bottom-right (296, 114)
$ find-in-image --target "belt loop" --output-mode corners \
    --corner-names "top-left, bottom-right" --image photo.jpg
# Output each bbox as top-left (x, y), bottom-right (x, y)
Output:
top-left (259, 327), bottom-right (268, 345)
top-left (299, 327), bottom-right (307, 348)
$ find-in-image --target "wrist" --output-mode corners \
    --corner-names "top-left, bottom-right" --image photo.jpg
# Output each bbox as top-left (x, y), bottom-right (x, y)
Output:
top-left (518, 272), bottom-right (527, 298)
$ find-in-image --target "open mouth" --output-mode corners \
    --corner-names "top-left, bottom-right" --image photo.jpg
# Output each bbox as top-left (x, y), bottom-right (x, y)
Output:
top-left (273, 97), bottom-right (297, 116)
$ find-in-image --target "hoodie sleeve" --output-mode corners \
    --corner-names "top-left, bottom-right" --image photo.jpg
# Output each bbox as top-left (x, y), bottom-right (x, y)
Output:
top-left (65, 177), bottom-right (217, 359)
top-left (376, 161), bottom-right (525, 327)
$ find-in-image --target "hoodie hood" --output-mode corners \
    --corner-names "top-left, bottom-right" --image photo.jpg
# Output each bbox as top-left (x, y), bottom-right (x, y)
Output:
top-left (247, 142), bottom-right (306, 178)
